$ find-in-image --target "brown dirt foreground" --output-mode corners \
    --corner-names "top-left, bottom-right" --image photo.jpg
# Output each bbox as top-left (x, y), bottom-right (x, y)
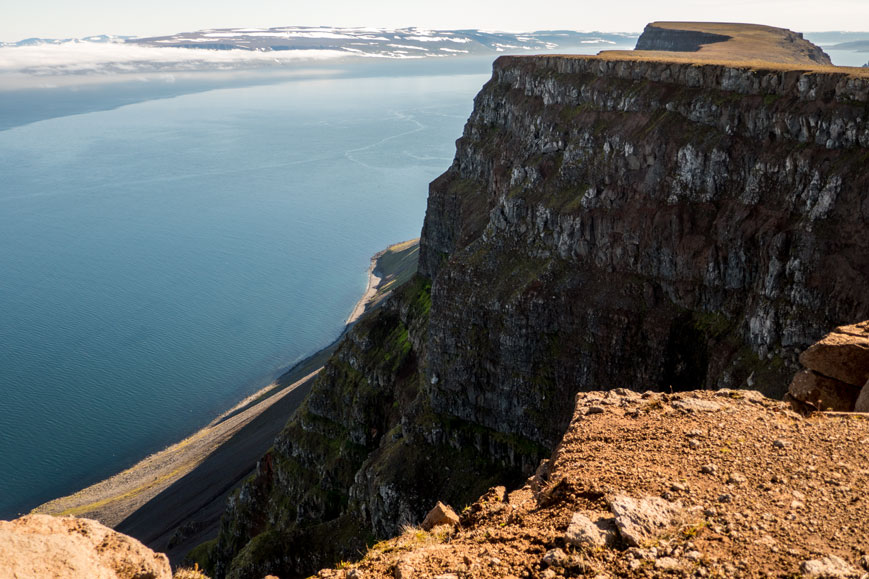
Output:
top-left (317, 390), bottom-right (869, 579)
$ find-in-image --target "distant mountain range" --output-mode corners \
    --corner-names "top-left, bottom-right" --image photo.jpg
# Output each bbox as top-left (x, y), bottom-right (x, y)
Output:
top-left (1, 27), bottom-right (639, 57)
top-left (1, 34), bottom-right (135, 46)
top-left (4, 27), bottom-right (869, 73)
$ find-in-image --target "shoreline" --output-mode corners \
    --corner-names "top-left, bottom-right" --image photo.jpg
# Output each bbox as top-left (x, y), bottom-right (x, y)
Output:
top-left (31, 238), bottom-right (420, 540)
top-left (31, 369), bottom-right (321, 527)
top-left (346, 249), bottom-right (385, 325)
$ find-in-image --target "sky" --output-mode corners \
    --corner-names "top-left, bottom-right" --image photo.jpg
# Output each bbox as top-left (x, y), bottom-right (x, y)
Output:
top-left (3, 0), bottom-right (869, 42)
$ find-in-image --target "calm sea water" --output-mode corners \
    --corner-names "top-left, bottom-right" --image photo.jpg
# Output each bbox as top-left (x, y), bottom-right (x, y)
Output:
top-left (0, 61), bottom-right (491, 517)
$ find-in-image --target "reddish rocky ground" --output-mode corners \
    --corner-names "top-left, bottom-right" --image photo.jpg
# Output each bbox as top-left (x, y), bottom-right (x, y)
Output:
top-left (316, 389), bottom-right (869, 579)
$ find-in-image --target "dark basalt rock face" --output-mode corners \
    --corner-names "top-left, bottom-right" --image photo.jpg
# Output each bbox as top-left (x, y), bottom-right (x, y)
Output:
top-left (634, 23), bottom-right (731, 52)
top-left (211, 55), bottom-right (869, 578)
top-left (420, 55), bottom-right (869, 442)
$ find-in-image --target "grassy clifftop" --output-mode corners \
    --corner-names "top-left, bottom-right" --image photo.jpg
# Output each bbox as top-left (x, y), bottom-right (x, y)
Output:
top-left (628, 21), bottom-right (832, 66)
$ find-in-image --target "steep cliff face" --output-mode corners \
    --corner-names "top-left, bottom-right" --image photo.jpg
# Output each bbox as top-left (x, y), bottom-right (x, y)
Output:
top-left (211, 54), bottom-right (869, 578)
top-left (420, 55), bottom-right (869, 446)
top-left (634, 23), bottom-right (731, 52)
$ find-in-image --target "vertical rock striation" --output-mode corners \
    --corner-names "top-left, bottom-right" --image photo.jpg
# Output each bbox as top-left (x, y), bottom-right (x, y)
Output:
top-left (419, 55), bottom-right (869, 447)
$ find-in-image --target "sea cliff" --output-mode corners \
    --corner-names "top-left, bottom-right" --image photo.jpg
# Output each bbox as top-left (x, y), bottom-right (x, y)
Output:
top-left (207, 47), bottom-right (869, 579)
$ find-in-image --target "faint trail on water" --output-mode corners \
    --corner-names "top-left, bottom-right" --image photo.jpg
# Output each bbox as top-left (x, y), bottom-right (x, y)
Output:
top-left (343, 111), bottom-right (426, 169)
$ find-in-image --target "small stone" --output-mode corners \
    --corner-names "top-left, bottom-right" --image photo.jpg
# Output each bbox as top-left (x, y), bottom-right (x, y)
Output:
top-left (347, 571), bottom-right (363, 579)
top-left (860, 555), bottom-right (869, 570)
top-left (542, 548), bottom-right (568, 567)
top-left (586, 406), bottom-right (605, 415)
top-left (655, 557), bottom-right (682, 571)
top-left (791, 500), bottom-right (805, 510)
top-left (718, 494), bottom-right (732, 503)
top-left (433, 575), bottom-right (458, 579)
top-left (701, 464), bottom-right (718, 474)
top-left (395, 561), bottom-right (414, 579)
top-left (421, 502), bottom-right (460, 530)
top-left (685, 551), bottom-right (703, 561)
top-left (800, 555), bottom-right (859, 577)
top-left (610, 495), bottom-right (684, 547)
top-left (673, 398), bottom-right (722, 412)
top-left (670, 482), bottom-right (689, 492)
top-left (541, 570), bottom-right (557, 579)
top-left (774, 439), bottom-right (792, 449)
top-left (727, 473), bottom-right (747, 485)
top-left (565, 512), bottom-right (617, 548)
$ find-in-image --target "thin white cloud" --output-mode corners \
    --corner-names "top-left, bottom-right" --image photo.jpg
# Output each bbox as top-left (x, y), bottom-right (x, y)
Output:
top-left (0, 42), bottom-right (354, 89)
top-left (0, 42), bottom-right (350, 75)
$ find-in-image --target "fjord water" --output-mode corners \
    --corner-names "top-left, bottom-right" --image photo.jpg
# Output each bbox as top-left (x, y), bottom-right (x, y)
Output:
top-left (0, 63), bottom-right (489, 517)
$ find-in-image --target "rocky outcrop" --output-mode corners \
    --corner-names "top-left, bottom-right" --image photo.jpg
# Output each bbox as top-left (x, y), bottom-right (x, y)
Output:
top-left (0, 514), bottom-right (172, 579)
top-left (789, 320), bottom-right (869, 411)
top-left (211, 51), bottom-right (869, 578)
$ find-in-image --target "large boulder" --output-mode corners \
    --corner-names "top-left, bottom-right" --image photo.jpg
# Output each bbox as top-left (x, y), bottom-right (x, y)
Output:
top-left (0, 514), bottom-right (172, 579)
top-left (856, 380), bottom-right (869, 413)
top-left (799, 321), bottom-right (869, 386)
top-left (790, 321), bottom-right (869, 411)
top-left (788, 370), bottom-right (859, 412)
